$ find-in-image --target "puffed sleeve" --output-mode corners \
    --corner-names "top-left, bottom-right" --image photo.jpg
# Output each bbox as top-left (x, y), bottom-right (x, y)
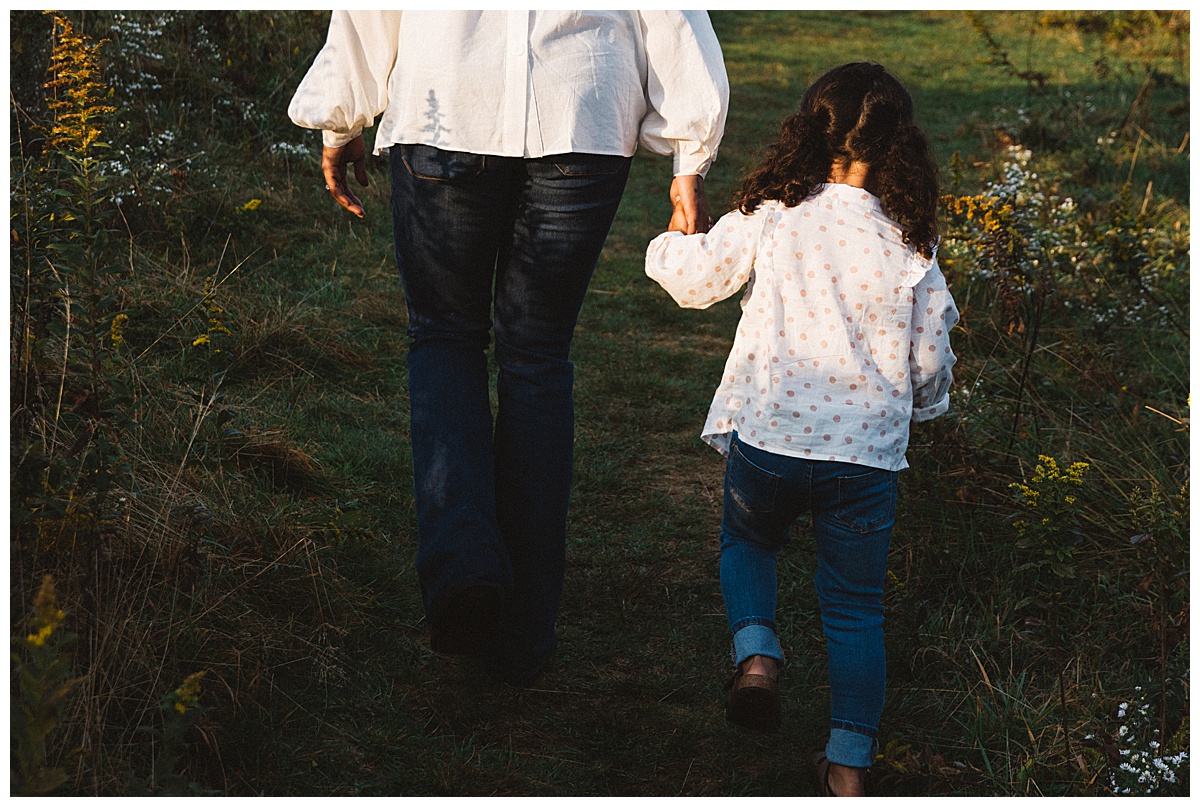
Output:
top-left (288, 11), bottom-right (402, 149)
top-left (645, 208), bottom-right (768, 310)
top-left (908, 257), bottom-right (960, 422)
top-left (637, 11), bottom-right (729, 177)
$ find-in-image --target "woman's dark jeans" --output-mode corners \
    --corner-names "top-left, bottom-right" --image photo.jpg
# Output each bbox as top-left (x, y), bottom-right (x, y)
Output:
top-left (390, 144), bottom-right (631, 673)
top-left (719, 432), bottom-right (897, 768)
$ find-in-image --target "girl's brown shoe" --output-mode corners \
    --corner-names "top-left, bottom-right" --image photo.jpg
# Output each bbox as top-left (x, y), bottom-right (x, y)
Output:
top-left (724, 667), bottom-right (781, 732)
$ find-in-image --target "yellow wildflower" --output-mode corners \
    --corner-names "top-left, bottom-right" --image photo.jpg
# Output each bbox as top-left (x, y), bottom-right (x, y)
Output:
top-left (1065, 462), bottom-right (1089, 484)
top-left (171, 671), bottom-right (206, 716)
top-left (109, 313), bottom-right (128, 348)
top-left (43, 12), bottom-right (115, 156)
top-left (26, 576), bottom-right (66, 648)
top-left (194, 274), bottom-right (232, 348)
top-left (27, 624), bottom-right (54, 647)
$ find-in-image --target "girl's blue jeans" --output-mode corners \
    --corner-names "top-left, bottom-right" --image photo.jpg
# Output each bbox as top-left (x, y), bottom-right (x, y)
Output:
top-left (720, 433), bottom-right (897, 769)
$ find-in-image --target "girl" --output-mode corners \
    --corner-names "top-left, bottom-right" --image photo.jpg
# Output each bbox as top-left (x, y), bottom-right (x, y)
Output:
top-left (645, 63), bottom-right (958, 796)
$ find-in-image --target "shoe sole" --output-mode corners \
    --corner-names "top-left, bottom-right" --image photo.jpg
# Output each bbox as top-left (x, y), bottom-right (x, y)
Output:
top-left (726, 684), bottom-right (781, 732)
top-left (429, 586), bottom-right (501, 655)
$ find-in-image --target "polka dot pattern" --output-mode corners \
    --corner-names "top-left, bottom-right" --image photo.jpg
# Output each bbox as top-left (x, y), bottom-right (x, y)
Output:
top-left (646, 183), bottom-right (960, 472)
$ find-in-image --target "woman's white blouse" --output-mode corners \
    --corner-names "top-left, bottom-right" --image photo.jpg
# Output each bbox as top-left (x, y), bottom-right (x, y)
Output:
top-left (646, 184), bottom-right (959, 471)
top-left (288, 10), bottom-right (729, 177)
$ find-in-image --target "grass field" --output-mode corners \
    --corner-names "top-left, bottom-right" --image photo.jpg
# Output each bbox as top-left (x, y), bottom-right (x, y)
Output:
top-left (10, 10), bottom-right (1189, 796)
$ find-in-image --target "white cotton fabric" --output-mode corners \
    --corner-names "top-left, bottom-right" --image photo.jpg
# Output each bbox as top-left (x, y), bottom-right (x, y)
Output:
top-left (287, 10), bottom-right (729, 177)
top-left (646, 184), bottom-right (960, 471)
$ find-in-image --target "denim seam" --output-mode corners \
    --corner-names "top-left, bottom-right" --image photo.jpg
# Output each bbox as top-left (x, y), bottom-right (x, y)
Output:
top-left (838, 468), bottom-right (884, 482)
top-left (729, 616), bottom-right (777, 635)
top-left (553, 160), bottom-right (625, 177)
top-left (830, 717), bottom-right (879, 739)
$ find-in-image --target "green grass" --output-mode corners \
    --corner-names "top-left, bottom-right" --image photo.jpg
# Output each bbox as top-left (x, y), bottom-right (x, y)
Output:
top-left (10, 10), bottom-right (1189, 796)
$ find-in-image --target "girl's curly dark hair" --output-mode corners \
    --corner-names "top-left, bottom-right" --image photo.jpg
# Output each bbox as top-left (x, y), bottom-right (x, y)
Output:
top-left (733, 62), bottom-right (940, 259)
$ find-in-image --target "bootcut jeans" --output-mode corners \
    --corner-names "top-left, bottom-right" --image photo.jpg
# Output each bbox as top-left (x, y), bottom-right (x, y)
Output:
top-left (719, 432), bottom-right (897, 768)
top-left (390, 143), bottom-right (632, 679)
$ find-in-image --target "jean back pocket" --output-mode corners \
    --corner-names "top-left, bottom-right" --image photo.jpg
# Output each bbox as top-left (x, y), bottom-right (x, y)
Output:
top-left (728, 438), bottom-right (781, 514)
top-left (551, 154), bottom-right (630, 177)
top-left (833, 468), bottom-right (897, 534)
top-left (401, 143), bottom-right (485, 182)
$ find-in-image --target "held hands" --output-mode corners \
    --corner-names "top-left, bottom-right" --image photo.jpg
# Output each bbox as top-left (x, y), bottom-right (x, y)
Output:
top-left (668, 174), bottom-right (713, 235)
top-left (321, 134), bottom-right (369, 218)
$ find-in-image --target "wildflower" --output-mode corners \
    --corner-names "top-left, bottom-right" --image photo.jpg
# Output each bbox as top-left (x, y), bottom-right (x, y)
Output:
top-left (44, 12), bottom-right (117, 155)
top-left (240, 198), bottom-right (262, 212)
top-left (171, 671), bottom-right (206, 715)
top-left (1107, 692), bottom-right (1188, 795)
top-left (193, 274), bottom-right (233, 350)
top-left (25, 576), bottom-right (66, 648)
top-left (109, 313), bottom-right (129, 348)
top-left (27, 624), bottom-right (55, 647)
top-left (1009, 454), bottom-right (1088, 548)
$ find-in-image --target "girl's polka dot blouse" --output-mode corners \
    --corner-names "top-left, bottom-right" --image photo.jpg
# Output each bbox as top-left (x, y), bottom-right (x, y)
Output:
top-left (645, 184), bottom-right (960, 471)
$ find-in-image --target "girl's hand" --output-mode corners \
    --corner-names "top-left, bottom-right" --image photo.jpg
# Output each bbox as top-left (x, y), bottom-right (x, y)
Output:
top-left (668, 200), bottom-right (689, 233)
top-left (321, 134), bottom-right (369, 218)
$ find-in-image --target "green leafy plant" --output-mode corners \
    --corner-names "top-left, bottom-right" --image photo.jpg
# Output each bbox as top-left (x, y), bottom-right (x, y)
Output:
top-left (12, 11), bottom-right (131, 560)
top-left (11, 576), bottom-right (80, 796)
top-left (126, 672), bottom-right (218, 796)
top-left (1009, 454), bottom-right (1090, 578)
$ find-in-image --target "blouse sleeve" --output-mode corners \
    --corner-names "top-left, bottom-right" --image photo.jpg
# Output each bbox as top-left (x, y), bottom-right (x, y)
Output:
top-left (637, 11), bottom-right (729, 177)
top-left (288, 11), bottom-right (403, 149)
top-left (908, 258), bottom-right (960, 422)
top-left (645, 208), bottom-right (766, 310)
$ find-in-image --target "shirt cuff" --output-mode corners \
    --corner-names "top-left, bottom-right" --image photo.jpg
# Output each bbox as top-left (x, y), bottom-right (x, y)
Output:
top-left (322, 129), bottom-right (362, 149)
top-left (674, 148), bottom-right (715, 178)
top-left (911, 393), bottom-right (950, 422)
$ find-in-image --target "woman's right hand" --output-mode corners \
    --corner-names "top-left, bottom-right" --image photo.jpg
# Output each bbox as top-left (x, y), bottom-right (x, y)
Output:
top-left (321, 134), bottom-right (369, 218)
top-left (668, 174), bottom-right (712, 234)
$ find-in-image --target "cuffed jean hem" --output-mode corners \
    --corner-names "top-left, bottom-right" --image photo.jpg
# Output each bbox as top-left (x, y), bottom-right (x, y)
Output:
top-left (826, 726), bottom-right (879, 769)
top-left (730, 624), bottom-right (784, 667)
